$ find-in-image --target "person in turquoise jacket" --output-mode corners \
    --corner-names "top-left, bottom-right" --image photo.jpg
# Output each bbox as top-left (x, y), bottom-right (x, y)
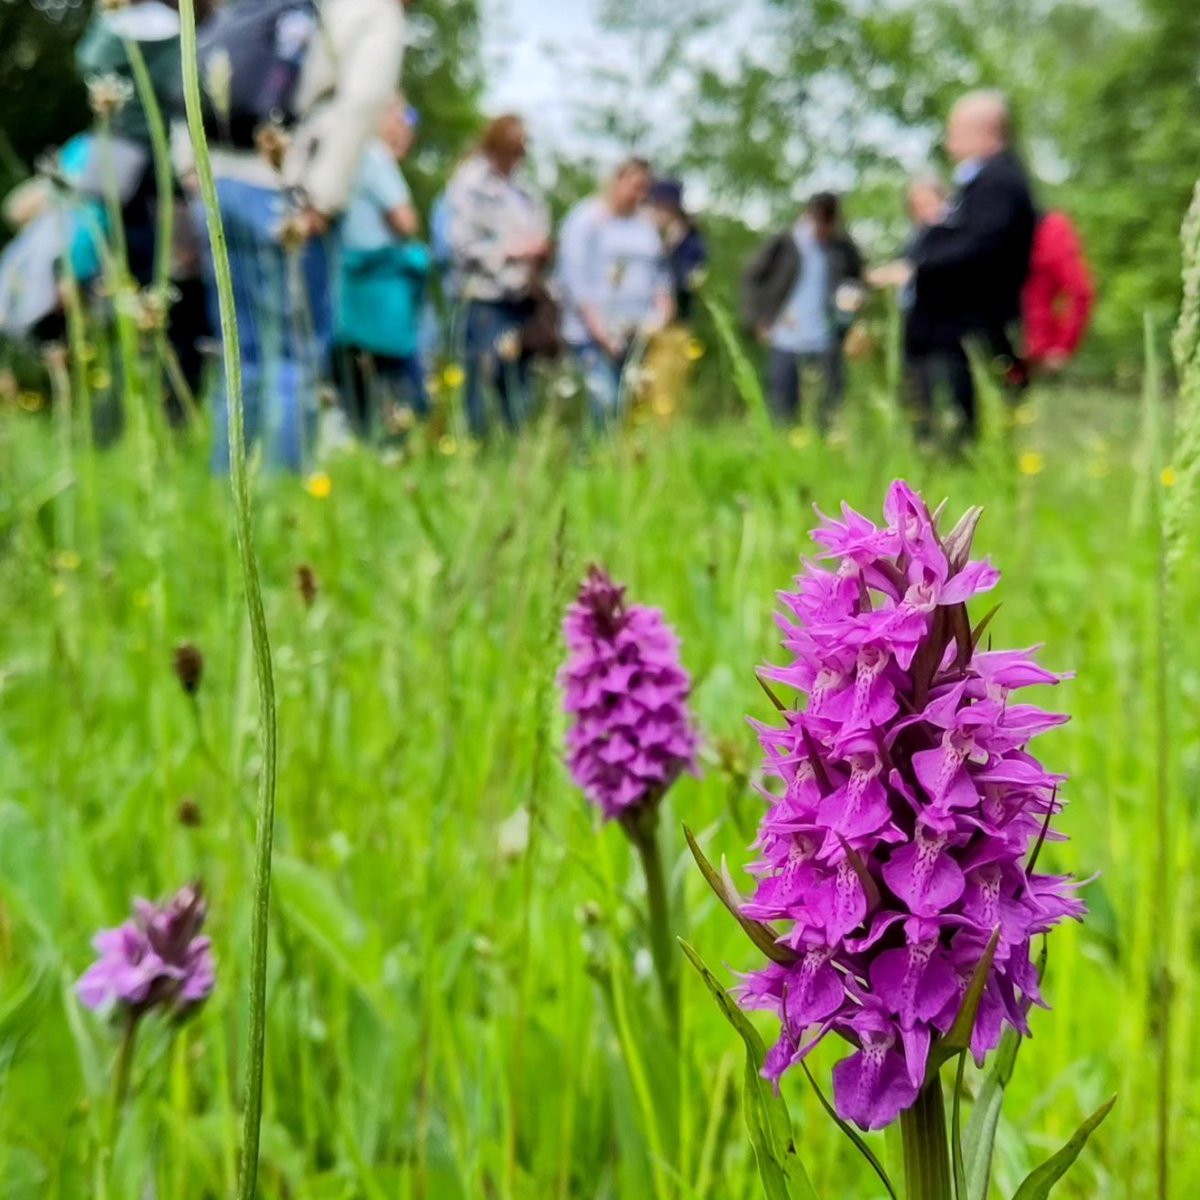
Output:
top-left (334, 97), bottom-right (431, 436)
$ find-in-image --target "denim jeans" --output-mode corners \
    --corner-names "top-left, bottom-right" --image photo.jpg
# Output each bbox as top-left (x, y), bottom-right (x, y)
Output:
top-left (334, 346), bottom-right (429, 437)
top-left (572, 341), bottom-right (629, 429)
top-left (194, 180), bottom-right (333, 472)
top-left (463, 299), bottom-right (531, 439)
top-left (766, 346), bottom-right (845, 429)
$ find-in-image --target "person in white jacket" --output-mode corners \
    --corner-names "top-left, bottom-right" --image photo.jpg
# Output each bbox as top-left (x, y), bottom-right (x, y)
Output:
top-left (196, 0), bottom-right (407, 472)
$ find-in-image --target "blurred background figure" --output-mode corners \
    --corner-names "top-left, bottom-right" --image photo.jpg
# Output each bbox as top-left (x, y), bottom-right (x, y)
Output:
top-left (194, 0), bottom-right (407, 472)
top-left (642, 177), bottom-right (708, 421)
top-left (906, 89), bottom-right (1037, 437)
top-left (1023, 208), bottom-right (1094, 374)
top-left (75, 0), bottom-right (213, 409)
top-left (446, 114), bottom-right (551, 440)
top-left (557, 157), bottom-right (674, 428)
top-left (647, 179), bottom-right (708, 325)
top-left (334, 96), bottom-right (430, 439)
top-left (741, 191), bottom-right (865, 430)
top-left (893, 174), bottom-right (977, 445)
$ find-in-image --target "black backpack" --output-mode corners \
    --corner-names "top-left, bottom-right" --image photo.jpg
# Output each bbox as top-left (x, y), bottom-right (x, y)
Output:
top-left (196, 0), bottom-right (319, 149)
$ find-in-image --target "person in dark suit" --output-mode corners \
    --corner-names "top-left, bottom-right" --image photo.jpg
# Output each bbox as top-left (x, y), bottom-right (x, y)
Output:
top-left (906, 90), bottom-right (1036, 438)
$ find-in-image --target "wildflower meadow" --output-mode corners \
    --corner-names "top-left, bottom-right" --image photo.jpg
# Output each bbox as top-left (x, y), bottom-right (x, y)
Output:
top-left (3, 338), bottom-right (1200, 1198)
top-left (3, 8), bottom-right (1200, 1197)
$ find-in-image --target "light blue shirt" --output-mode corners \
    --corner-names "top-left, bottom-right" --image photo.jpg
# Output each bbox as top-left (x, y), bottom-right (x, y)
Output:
top-left (558, 197), bottom-right (669, 346)
top-left (769, 221), bottom-right (831, 355)
top-left (340, 140), bottom-right (412, 253)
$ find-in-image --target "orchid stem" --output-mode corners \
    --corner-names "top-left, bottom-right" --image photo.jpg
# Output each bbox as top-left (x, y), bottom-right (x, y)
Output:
top-left (104, 1012), bottom-right (139, 1165)
top-left (624, 804), bottom-right (680, 1038)
top-left (901, 1078), bottom-right (952, 1200)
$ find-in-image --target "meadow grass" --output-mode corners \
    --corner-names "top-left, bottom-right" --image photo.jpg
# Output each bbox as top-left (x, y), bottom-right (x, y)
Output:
top-left (0, 379), bottom-right (1196, 1198)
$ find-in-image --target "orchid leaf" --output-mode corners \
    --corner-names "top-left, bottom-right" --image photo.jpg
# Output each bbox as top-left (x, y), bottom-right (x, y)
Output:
top-left (963, 1027), bottom-right (1022, 1200)
top-left (679, 940), bottom-right (819, 1200)
top-left (799, 1060), bottom-right (899, 1199)
top-left (684, 825), bottom-right (798, 965)
top-left (951, 1052), bottom-right (968, 1200)
top-left (1009, 1096), bottom-right (1116, 1199)
top-left (756, 672), bottom-right (788, 711)
top-left (928, 928), bottom-right (1001, 1077)
top-left (970, 604), bottom-right (1002, 652)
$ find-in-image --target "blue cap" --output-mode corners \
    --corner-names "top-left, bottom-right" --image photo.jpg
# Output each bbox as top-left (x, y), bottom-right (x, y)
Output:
top-left (648, 178), bottom-right (684, 209)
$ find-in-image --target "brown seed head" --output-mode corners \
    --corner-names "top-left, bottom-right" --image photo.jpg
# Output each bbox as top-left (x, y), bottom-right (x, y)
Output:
top-left (172, 643), bottom-right (204, 695)
top-left (296, 563), bottom-right (319, 608)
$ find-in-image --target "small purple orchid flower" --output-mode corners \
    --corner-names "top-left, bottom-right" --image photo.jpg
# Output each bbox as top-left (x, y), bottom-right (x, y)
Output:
top-left (77, 883), bottom-right (215, 1020)
top-left (732, 482), bottom-right (1085, 1131)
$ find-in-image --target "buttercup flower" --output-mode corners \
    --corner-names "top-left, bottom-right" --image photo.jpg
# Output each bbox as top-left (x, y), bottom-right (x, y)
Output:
top-left (559, 566), bottom-right (698, 820)
top-left (737, 482), bottom-right (1085, 1130)
top-left (77, 884), bottom-right (215, 1019)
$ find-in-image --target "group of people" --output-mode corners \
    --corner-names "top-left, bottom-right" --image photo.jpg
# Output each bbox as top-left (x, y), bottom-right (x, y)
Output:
top-left (0, 0), bottom-right (1094, 467)
top-left (739, 90), bottom-right (1094, 442)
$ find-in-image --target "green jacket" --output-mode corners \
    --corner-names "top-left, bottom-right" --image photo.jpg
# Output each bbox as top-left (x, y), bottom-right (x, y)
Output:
top-left (76, 2), bottom-right (183, 145)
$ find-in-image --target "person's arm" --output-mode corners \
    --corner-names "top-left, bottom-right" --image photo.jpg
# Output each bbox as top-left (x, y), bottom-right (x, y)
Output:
top-left (912, 177), bottom-right (1024, 276)
top-left (301, 1), bottom-right (405, 220)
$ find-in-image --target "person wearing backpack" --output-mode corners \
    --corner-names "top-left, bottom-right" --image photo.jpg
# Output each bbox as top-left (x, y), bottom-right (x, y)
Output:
top-left (192, 0), bottom-right (408, 472)
top-left (1023, 210), bottom-right (1094, 373)
top-left (333, 96), bottom-right (430, 437)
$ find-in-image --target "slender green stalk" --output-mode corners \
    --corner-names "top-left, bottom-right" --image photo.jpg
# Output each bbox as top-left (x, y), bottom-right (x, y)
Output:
top-left (177, 5), bottom-right (279, 1198)
top-left (901, 1080), bottom-right (952, 1200)
top-left (621, 803), bottom-right (680, 1038)
top-left (104, 1012), bottom-right (140, 1164)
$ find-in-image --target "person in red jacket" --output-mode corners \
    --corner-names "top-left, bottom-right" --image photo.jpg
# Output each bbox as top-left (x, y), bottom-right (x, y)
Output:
top-left (1023, 211), bottom-right (1094, 372)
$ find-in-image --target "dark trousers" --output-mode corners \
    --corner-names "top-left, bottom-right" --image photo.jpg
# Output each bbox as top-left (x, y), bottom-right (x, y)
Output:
top-left (907, 344), bottom-right (976, 438)
top-left (767, 346), bottom-right (844, 428)
top-left (334, 346), bottom-right (428, 437)
top-left (906, 323), bottom-right (1026, 441)
top-left (463, 299), bottom-right (533, 439)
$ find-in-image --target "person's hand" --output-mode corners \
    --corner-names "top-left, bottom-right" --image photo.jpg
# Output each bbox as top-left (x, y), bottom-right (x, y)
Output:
top-left (866, 261), bottom-right (913, 289)
top-left (300, 207), bottom-right (330, 238)
top-left (508, 235), bottom-right (551, 261)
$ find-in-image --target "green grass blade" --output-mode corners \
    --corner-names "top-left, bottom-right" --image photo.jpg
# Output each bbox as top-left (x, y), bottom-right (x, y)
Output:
top-left (679, 940), bottom-right (818, 1200)
top-left (1010, 1096), bottom-right (1116, 1200)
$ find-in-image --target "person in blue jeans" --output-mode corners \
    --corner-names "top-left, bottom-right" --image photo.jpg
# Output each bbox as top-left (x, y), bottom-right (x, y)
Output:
top-left (195, 182), bottom-right (332, 471)
top-left (445, 115), bottom-right (551, 440)
top-left (192, 0), bottom-right (407, 471)
top-left (557, 158), bottom-right (674, 428)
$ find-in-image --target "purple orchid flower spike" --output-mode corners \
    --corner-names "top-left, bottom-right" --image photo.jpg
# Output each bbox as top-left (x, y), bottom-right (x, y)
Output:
top-left (559, 565), bottom-right (698, 822)
top-left (724, 481), bottom-right (1085, 1133)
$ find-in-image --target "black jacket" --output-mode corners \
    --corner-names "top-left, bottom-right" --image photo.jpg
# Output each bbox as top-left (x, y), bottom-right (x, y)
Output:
top-left (740, 227), bottom-right (864, 333)
top-left (910, 150), bottom-right (1035, 344)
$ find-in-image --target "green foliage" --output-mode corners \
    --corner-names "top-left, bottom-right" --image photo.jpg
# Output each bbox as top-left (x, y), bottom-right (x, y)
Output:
top-left (1009, 1098), bottom-right (1117, 1199)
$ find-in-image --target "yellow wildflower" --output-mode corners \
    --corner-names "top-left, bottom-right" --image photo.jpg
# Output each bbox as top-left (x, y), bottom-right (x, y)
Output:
top-left (442, 364), bottom-right (465, 389)
top-left (685, 338), bottom-right (705, 361)
top-left (1017, 450), bottom-right (1045, 476)
top-left (54, 549), bottom-right (82, 572)
top-left (438, 435), bottom-right (458, 456)
top-left (789, 427), bottom-right (813, 450)
top-left (1161, 465), bottom-right (1177, 487)
top-left (304, 471), bottom-right (333, 499)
